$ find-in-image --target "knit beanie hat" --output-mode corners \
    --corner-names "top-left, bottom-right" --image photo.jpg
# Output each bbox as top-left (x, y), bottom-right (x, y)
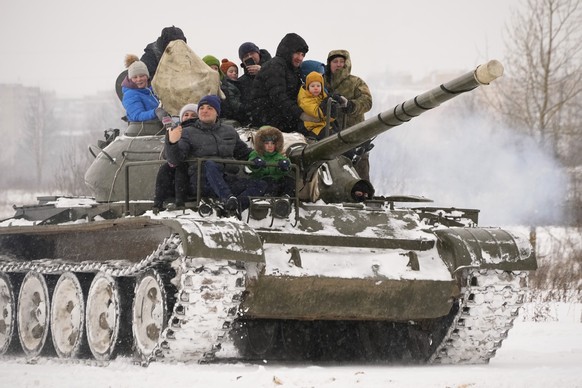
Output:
top-left (202, 55), bottom-right (220, 69)
top-left (306, 71), bottom-right (324, 89)
top-left (238, 42), bottom-right (260, 61)
top-left (198, 95), bottom-right (221, 116)
top-left (220, 59), bottom-right (238, 75)
top-left (125, 54), bottom-right (149, 79)
top-left (179, 103), bottom-right (198, 120)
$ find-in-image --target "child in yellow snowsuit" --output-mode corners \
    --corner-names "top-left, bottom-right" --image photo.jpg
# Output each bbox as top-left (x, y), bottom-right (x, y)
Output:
top-left (297, 71), bottom-right (337, 140)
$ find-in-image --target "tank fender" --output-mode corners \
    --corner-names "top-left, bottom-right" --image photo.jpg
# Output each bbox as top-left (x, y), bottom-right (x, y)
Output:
top-left (434, 227), bottom-right (536, 273)
top-left (160, 218), bottom-right (265, 263)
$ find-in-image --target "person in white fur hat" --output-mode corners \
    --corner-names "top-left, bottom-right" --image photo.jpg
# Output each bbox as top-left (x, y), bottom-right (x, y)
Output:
top-left (152, 103), bottom-right (198, 212)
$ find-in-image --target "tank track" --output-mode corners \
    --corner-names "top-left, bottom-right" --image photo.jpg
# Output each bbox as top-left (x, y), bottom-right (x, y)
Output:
top-left (0, 234), bottom-right (181, 278)
top-left (0, 245), bottom-right (526, 365)
top-left (429, 269), bottom-right (528, 364)
top-left (152, 257), bottom-right (246, 364)
top-left (0, 234), bottom-right (247, 365)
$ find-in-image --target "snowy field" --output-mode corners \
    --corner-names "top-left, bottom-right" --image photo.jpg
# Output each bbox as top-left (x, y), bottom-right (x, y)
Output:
top-left (1, 314), bottom-right (580, 388)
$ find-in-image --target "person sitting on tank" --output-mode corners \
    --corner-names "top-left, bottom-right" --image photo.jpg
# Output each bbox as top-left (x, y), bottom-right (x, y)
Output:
top-left (152, 103), bottom-right (198, 213)
top-left (249, 33), bottom-right (320, 133)
top-left (237, 41), bottom-right (272, 126)
top-left (248, 126), bottom-right (295, 198)
top-left (121, 55), bottom-right (160, 123)
top-left (221, 58), bottom-right (239, 81)
top-left (203, 55), bottom-right (246, 126)
top-left (324, 49), bottom-right (373, 181)
top-left (164, 95), bottom-right (267, 215)
top-left (141, 25), bottom-right (187, 78)
top-left (219, 58), bottom-right (248, 125)
top-left (297, 71), bottom-right (340, 141)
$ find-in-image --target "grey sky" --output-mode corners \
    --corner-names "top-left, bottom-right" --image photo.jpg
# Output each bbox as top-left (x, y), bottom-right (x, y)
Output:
top-left (0, 0), bottom-right (520, 98)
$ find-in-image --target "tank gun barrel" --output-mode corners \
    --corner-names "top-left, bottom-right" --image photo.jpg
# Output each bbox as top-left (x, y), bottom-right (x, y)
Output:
top-left (288, 60), bottom-right (504, 177)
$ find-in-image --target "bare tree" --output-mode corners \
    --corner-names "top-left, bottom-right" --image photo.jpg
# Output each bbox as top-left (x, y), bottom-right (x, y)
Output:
top-left (489, 0), bottom-right (582, 151)
top-left (23, 89), bottom-right (56, 186)
top-left (480, 0), bottom-right (582, 225)
top-left (52, 133), bottom-right (95, 196)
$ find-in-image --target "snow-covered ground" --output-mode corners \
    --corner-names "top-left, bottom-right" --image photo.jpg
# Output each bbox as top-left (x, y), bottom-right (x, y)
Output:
top-left (1, 308), bottom-right (580, 388)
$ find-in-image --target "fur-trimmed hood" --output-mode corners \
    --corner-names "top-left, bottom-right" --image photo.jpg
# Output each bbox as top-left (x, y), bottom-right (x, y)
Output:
top-left (253, 126), bottom-right (285, 155)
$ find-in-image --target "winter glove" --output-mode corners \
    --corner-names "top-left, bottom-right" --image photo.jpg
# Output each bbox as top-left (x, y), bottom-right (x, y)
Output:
top-left (300, 112), bottom-right (320, 122)
top-left (252, 157), bottom-right (267, 168)
top-left (278, 159), bottom-right (290, 171)
top-left (345, 100), bottom-right (356, 113)
top-left (332, 94), bottom-right (348, 108)
top-left (155, 107), bottom-right (169, 121)
top-left (318, 98), bottom-right (329, 113)
top-left (317, 98), bottom-right (338, 119)
top-left (329, 100), bottom-right (339, 119)
top-left (155, 107), bottom-right (173, 128)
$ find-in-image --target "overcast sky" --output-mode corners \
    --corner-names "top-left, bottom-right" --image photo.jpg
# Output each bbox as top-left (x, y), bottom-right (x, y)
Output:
top-left (0, 0), bottom-right (522, 98)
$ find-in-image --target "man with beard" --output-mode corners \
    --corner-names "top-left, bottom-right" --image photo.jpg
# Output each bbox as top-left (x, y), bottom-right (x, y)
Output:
top-left (250, 33), bottom-right (319, 133)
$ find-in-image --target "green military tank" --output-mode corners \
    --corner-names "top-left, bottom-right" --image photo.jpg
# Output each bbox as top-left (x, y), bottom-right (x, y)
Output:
top-left (0, 60), bottom-right (535, 365)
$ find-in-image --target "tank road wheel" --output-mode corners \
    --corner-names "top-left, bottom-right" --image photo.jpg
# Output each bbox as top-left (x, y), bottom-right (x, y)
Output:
top-left (86, 273), bottom-right (123, 361)
top-left (50, 272), bottom-right (92, 359)
top-left (17, 271), bottom-right (55, 357)
top-left (132, 270), bottom-right (167, 360)
top-left (0, 273), bottom-right (17, 355)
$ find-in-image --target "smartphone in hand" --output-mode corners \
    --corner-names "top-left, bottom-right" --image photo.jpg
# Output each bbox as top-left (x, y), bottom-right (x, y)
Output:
top-left (244, 57), bottom-right (256, 66)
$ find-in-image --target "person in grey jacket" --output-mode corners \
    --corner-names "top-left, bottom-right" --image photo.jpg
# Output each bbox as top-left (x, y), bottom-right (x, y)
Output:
top-left (164, 95), bottom-right (267, 213)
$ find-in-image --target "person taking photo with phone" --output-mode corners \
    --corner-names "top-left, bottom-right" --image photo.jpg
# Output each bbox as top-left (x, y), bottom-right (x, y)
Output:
top-left (237, 42), bottom-right (272, 125)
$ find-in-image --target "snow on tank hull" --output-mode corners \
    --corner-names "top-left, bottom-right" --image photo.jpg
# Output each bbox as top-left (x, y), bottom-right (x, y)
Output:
top-left (0, 200), bottom-right (535, 364)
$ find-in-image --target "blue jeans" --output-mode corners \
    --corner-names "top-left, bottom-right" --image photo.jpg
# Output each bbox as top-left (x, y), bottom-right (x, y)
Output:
top-left (196, 160), bottom-right (268, 210)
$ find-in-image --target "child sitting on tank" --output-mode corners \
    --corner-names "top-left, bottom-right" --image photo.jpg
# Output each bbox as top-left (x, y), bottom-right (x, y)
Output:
top-left (297, 71), bottom-right (339, 141)
top-left (121, 55), bottom-right (160, 122)
top-left (248, 126), bottom-right (295, 198)
top-left (152, 103), bottom-right (197, 213)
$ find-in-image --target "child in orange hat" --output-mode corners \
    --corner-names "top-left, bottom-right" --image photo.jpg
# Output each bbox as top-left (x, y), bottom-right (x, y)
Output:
top-left (220, 59), bottom-right (239, 81)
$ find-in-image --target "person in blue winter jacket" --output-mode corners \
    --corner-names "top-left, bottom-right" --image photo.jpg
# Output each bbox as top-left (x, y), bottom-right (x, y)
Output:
top-left (121, 54), bottom-right (159, 122)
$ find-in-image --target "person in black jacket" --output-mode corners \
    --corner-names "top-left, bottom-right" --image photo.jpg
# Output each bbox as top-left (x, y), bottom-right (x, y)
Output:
top-left (164, 95), bottom-right (267, 213)
top-left (140, 26), bottom-right (187, 79)
top-left (219, 59), bottom-right (247, 125)
top-left (250, 33), bottom-right (318, 133)
top-left (236, 42), bottom-right (272, 126)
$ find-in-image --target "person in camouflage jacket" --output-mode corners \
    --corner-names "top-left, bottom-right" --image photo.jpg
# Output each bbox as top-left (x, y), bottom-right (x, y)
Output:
top-left (324, 49), bottom-right (373, 181)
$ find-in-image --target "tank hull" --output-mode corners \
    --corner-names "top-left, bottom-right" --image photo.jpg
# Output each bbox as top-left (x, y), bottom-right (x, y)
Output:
top-left (0, 200), bottom-right (534, 364)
